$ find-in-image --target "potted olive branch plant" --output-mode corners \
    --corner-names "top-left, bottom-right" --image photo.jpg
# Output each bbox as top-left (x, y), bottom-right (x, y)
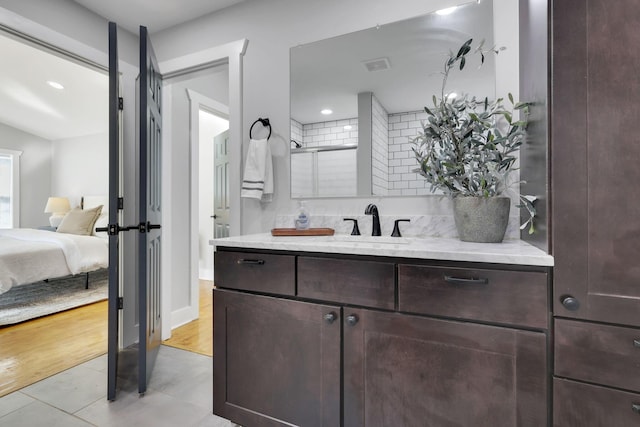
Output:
top-left (411, 38), bottom-right (535, 242)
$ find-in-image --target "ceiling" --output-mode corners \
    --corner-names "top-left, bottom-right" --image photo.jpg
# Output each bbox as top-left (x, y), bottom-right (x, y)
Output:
top-left (0, 32), bottom-right (108, 141)
top-left (0, 0), bottom-right (246, 141)
top-left (72, 0), bottom-right (247, 34)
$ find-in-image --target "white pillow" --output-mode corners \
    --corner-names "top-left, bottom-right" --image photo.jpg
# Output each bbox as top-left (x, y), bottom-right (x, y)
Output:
top-left (94, 213), bottom-right (109, 239)
top-left (57, 205), bottom-right (103, 236)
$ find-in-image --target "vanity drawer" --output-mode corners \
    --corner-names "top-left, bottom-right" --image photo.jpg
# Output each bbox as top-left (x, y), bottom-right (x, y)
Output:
top-left (214, 250), bottom-right (295, 296)
top-left (555, 319), bottom-right (640, 392)
top-left (398, 265), bottom-right (548, 329)
top-left (554, 378), bottom-right (640, 426)
top-left (298, 257), bottom-right (395, 310)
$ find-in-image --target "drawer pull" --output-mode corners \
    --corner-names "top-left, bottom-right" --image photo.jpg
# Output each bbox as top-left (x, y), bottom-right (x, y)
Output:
top-left (237, 259), bottom-right (265, 265)
top-left (634, 339), bottom-right (640, 348)
top-left (444, 276), bottom-right (488, 285)
top-left (633, 403), bottom-right (640, 414)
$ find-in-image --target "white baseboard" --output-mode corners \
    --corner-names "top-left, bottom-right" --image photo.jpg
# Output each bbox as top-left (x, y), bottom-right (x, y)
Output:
top-left (199, 268), bottom-right (213, 281)
top-left (164, 304), bottom-right (199, 340)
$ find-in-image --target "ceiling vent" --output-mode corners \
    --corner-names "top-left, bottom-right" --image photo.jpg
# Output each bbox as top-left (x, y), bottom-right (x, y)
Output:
top-left (362, 57), bottom-right (391, 72)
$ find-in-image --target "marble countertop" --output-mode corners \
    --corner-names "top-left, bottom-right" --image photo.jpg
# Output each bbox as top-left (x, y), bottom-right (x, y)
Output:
top-left (210, 234), bottom-right (554, 267)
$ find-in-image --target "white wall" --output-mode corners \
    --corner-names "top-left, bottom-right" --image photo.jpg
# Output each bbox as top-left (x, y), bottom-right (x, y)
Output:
top-left (166, 66), bottom-right (228, 311)
top-left (153, 0), bottom-right (469, 235)
top-left (51, 132), bottom-right (108, 208)
top-left (0, 122), bottom-right (52, 227)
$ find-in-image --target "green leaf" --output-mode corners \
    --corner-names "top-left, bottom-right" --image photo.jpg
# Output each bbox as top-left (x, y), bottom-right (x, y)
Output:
top-left (456, 39), bottom-right (473, 58)
top-left (504, 112), bottom-right (512, 124)
top-left (459, 56), bottom-right (466, 70)
top-left (508, 93), bottom-right (514, 104)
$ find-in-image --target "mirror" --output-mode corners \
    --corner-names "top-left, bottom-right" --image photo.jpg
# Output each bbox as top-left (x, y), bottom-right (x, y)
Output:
top-left (290, 0), bottom-right (518, 198)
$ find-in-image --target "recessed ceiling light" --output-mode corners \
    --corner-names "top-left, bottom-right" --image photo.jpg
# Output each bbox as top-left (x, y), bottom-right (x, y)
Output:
top-left (47, 81), bottom-right (64, 90)
top-left (436, 6), bottom-right (458, 15)
top-left (321, 109), bottom-right (333, 115)
top-left (344, 125), bottom-right (353, 130)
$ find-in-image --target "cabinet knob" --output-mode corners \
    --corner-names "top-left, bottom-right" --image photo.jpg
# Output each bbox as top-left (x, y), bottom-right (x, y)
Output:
top-left (324, 312), bottom-right (337, 324)
top-left (560, 295), bottom-right (580, 311)
top-left (632, 403), bottom-right (640, 414)
top-left (346, 314), bottom-right (359, 326)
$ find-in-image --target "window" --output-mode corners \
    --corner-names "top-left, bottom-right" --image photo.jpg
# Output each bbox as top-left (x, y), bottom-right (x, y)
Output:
top-left (0, 149), bottom-right (22, 228)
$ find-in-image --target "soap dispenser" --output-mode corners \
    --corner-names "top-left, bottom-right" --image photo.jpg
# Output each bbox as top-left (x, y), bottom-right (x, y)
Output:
top-left (295, 201), bottom-right (310, 230)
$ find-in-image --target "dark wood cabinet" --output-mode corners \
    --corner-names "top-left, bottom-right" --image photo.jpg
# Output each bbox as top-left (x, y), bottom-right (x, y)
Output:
top-left (343, 308), bottom-right (547, 427)
top-left (553, 379), bottom-right (640, 427)
top-left (213, 248), bottom-right (550, 426)
top-left (554, 319), bottom-right (640, 392)
top-left (398, 264), bottom-right (549, 329)
top-left (298, 256), bottom-right (395, 309)
top-left (214, 250), bottom-right (296, 296)
top-left (551, 1), bottom-right (640, 424)
top-left (213, 289), bottom-right (340, 427)
top-left (552, 0), bottom-right (640, 326)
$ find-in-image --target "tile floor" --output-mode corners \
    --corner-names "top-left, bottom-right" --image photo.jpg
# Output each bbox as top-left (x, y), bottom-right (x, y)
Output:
top-left (0, 345), bottom-right (238, 427)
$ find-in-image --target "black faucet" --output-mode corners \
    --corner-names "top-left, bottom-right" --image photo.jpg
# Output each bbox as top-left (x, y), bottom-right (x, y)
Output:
top-left (364, 204), bottom-right (381, 236)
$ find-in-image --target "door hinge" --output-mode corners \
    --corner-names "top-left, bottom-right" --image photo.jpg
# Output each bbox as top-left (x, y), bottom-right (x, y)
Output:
top-left (118, 97), bottom-right (124, 110)
top-left (117, 297), bottom-right (124, 309)
top-left (118, 197), bottom-right (124, 210)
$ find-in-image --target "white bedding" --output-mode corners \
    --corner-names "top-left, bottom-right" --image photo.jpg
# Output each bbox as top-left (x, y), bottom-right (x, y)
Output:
top-left (0, 228), bottom-right (108, 295)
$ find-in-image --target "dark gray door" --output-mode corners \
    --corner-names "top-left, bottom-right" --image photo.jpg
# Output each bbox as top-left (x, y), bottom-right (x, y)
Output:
top-left (106, 21), bottom-right (121, 402)
top-left (138, 25), bottom-right (162, 395)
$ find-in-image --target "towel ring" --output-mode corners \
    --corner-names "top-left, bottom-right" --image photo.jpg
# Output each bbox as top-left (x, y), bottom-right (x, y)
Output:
top-left (250, 117), bottom-right (271, 140)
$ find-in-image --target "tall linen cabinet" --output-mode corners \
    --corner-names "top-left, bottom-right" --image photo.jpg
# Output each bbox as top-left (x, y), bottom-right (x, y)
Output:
top-left (551, 0), bottom-right (640, 425)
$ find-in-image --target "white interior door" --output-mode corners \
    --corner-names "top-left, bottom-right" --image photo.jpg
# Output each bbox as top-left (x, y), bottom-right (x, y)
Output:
top-left (214, 130), bottom-right (230, 238)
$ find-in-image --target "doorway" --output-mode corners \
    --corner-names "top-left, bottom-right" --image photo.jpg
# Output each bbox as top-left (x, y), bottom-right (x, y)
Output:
top-left (161, 63), bottom-right (231, 332)
top-left (0, 29), bottom-right (110, 396)
top-left (198, 108), bottom-right (229, 281)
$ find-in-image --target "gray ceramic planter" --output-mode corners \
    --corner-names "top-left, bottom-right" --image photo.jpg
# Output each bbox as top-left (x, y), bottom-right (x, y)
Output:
top-left (452, 196), bottom-right (510, 243)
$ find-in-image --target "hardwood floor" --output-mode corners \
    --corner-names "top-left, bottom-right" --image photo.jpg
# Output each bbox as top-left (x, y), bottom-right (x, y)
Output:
top-left (163, 280), bottom-right (213, 356)
top-left (0, 300), bottom-right (108, 398)
top-left (0, 280), bottom-right (214, 398)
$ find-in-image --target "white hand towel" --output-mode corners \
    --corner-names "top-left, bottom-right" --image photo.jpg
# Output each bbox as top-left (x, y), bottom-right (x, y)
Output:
top-left (241, 138), bottom-right (274, 202)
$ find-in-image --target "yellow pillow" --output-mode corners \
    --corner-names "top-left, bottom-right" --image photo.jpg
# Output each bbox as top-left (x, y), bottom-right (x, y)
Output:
top-left (56, 205), bottom-right (103, 235)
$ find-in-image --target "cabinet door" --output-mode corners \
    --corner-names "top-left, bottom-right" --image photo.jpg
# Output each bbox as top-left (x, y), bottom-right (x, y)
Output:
top-left (343, 308), bottom-right (547, 427)
top-left (552, 0), bottom-right (640, 325)
top-left (213, 289), bottom-right (341, 427)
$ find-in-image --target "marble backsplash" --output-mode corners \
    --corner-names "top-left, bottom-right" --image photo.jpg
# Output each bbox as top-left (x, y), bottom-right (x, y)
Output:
top-left (274, 214), bottom-right (521, 240)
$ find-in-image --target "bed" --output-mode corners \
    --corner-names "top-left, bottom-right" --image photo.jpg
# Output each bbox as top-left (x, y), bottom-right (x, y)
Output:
top-left (0, 196), bottom-right (109, 295)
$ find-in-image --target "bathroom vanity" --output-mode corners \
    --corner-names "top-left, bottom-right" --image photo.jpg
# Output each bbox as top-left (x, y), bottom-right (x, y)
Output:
top-left (211, 236), bottom-right (553, 427)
